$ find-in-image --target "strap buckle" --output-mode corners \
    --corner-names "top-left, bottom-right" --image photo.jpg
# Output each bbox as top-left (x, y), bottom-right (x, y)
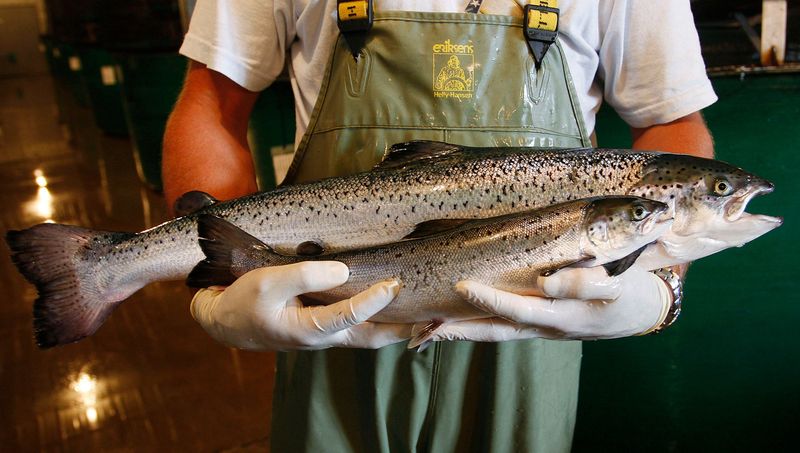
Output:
top-left (464, 0), bottom-right (484, 14)
top-left (337, 0), bottom-right (374, 33)
top-left (523, 1), bottom-right (559, 67)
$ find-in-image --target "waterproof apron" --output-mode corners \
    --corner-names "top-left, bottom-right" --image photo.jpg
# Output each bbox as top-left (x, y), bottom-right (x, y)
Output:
top-left (273, 10), bottom-right (590, 453)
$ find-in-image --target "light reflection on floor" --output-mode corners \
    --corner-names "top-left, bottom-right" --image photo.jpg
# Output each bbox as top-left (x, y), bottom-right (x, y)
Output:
top-left (0, 75), bottom-right (275, 451)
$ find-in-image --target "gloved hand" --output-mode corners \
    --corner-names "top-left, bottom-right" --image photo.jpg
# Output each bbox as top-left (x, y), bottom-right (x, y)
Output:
top-left (190, 261), bottom-right (413, 350)
top-left (424, 266), bottom-right (674, 342)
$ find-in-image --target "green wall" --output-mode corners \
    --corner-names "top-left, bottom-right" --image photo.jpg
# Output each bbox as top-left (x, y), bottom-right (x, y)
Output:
top-left (573, 74), bottom-right (799, 452)
top-left (249, 82), bottom-right (296, 190)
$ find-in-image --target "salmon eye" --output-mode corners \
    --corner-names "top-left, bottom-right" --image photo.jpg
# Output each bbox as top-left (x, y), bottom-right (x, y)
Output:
top-left (631, 204), bottom-right (649, 221)
top-left (713, 179), bottom-right (734, 196)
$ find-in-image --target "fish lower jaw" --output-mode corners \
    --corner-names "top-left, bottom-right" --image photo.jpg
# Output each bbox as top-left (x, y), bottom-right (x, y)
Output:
top-left (710, 212), bottom-right (783, 249)
top-left (726, 211), bottom-right (783, 227)
top-left (724, 212), bottom-right (784, 248)
top-left (646, 212), bottom-right (782, 267)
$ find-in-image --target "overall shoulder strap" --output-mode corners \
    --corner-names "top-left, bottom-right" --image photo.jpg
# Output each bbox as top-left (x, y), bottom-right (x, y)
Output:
top-left (467, 0), bottom-right (560, 66)
top-left (464, 0), bottom-right (485, 14)
top-left (336, 0), bottom-right (374, 57)
top-left (523, 0), bottom-right (560, 67)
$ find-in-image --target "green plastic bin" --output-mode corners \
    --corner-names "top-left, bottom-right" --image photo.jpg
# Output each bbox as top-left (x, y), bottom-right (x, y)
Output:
top-left (40, 35), bottom-right (70, 123)
top-left (77, 47), bottom-right (128, 136)
top-left (96, 0), bottom-right (183, 52)
top-left (53, 43), bottom-right (90, 108)
top-left (248, 81), bottom-right (296, 190)
top-left (116, 52), bottom-right (186, 192)
top-left (39, 39), bottom-right (99, 158)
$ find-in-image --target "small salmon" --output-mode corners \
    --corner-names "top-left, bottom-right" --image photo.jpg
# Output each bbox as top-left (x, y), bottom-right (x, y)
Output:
top-left (187, 197), bottom-right (673, 324)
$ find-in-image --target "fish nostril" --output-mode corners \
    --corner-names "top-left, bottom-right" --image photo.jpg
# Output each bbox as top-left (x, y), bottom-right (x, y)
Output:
top-left (753, 180), bottom-right (775, 195)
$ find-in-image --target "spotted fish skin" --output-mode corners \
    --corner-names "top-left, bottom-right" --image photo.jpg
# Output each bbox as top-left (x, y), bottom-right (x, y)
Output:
top-left (214, 148), bottom-right (655, 255)
top-left (5, 141), bottom-right (777, 347)
top-left (188, 197), bottom-right (672, 323)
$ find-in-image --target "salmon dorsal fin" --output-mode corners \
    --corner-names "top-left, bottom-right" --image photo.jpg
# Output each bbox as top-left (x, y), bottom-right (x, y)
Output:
top-left (173, 190), bottom-right (218, 217)
top-left (402, 219), bottom-right (473, 240)
top-left (374, 141), bottom-right (465, 170)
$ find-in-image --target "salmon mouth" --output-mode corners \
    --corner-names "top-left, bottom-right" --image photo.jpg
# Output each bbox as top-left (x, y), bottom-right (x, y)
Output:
top-left (713, 179), bottom-right (783, 246)
top-left (643, 213), bottom-right (673, 235)
top-left (724, 180), bottom-right (778, 223)
top-left (638, 202), bottom-right (672, 236)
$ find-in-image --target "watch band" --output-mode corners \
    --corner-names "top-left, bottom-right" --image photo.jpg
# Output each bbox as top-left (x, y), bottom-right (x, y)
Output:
top-left (648, 267), bottom-right (683, 334)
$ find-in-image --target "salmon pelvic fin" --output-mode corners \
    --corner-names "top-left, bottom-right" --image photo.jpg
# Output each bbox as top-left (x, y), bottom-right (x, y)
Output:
top-left (6, 223), bottom-right (133, 348)
top-left (187, 214), bottom-right (287, 289)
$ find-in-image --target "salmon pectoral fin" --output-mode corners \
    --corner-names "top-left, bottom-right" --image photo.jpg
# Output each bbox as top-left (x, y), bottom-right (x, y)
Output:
top-left (602, 244), bottom-right (649, 277)
top-left (402, 219), bottom-right (473, 240)
top-left (187, 214), bottom-right (280, 288)
top-left (6, 224), bottom-right (135, 348)
top-left (540, 255), bottom-right (596, 278)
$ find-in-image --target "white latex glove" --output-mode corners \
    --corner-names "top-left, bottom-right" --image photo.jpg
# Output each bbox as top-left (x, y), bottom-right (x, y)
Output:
top-left (427, 266), bottom-right (673, 342)
top-left (190, 261), bottom-right (413, 350)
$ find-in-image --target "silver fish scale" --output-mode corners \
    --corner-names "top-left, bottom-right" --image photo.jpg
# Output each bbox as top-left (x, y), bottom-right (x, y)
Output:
top-left (92, 217), bottom-right (205, 298)
top-left (96, 149), bottom-right (658, 293)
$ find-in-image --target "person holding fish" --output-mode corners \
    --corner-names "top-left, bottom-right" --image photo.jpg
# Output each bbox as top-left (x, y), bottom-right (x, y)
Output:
top-left (163, 0), bottom-right (719, 451)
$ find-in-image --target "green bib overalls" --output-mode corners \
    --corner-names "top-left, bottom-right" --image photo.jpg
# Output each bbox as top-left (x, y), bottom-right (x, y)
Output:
top-left (273, 10), bottom-right (590, 453)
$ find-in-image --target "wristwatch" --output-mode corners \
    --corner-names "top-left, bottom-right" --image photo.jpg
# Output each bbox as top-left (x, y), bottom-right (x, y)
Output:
top-left (649, 267), bottom-right (683, 334)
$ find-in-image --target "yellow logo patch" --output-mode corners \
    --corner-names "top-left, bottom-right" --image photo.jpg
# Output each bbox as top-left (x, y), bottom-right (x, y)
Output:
top-left (432, 40), bottom-right (474, 99)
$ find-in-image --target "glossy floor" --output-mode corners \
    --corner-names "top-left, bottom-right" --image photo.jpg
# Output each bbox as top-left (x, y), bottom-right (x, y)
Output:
top-left (0, 75), bottom-right (275, 451)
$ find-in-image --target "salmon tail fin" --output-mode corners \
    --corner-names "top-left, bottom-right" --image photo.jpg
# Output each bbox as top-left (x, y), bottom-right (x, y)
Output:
top-left (408, 320), bottom-right (444, 352)
top-left (5, 224), bottom-right (134, 348)
top-left (188, 214), bottom-right (285, 288)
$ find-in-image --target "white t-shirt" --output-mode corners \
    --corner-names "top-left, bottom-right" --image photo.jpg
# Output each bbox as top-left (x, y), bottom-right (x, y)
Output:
top-left (181, 0), bottom-right (717, 141)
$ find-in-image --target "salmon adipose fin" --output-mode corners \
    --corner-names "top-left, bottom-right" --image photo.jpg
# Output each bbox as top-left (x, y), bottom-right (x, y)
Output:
top-left (172, 190), bottom-right (218, 217)
top-left (295, 240), bottom-right (325, 256)
top-left (188, 214), bottom-right (287, 288)
top-left (6, 224), bottom-right (134, 348)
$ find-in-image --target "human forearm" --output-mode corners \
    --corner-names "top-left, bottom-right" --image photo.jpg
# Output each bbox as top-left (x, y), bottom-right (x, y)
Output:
top-left (163, 61), bottom-right (260, 212)
top-left (630, 111), bottom-right (714, 159)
